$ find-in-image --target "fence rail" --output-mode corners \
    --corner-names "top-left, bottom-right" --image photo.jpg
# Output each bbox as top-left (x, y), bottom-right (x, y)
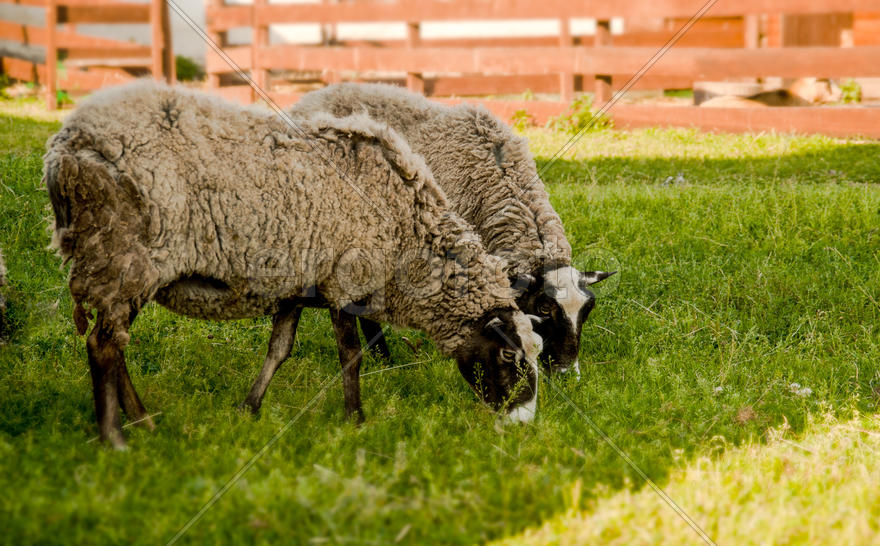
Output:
top-left (202, 0), bottom-right (880, 137)
top-left (0, 0), bottom-right (174, 108)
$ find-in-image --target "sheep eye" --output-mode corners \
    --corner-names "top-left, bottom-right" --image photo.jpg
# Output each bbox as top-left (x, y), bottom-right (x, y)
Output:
top-left (500, 349), bottom-right (517, 363)
top-left (539, 303), bottom-right (553, 315)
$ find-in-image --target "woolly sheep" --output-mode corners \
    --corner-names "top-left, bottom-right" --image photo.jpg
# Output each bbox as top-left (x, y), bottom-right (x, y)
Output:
top-left (44, 81), bottom-right (543, 448)
top-left (290, 83), bottom-right (614, 377)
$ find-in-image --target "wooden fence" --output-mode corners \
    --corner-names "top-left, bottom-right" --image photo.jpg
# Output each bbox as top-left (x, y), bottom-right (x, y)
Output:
top-left (0, 0), bottom-right (174, 109)
top-left (202, 0), bottom-right (880, 138)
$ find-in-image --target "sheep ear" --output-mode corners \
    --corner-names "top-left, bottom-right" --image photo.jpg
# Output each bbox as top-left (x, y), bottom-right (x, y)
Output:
top-left (525, 314), bottom-right (544, 327)
top-left (510, 273), bottom-right (536, 296)
top-left (581, 270), bottom-right (616, 285)
top-left (484, 317), bottom-right (503, 331)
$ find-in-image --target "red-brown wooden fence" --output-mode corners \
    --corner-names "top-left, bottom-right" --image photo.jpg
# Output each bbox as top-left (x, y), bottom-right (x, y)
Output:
top-left (202, 0), bottom-right (880, 138)
top-left (0, 0), bottom-right (174, 109)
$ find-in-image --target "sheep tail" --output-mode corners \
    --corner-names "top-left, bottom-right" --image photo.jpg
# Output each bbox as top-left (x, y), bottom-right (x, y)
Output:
top-left (44, 148), bottom-right (79, 260)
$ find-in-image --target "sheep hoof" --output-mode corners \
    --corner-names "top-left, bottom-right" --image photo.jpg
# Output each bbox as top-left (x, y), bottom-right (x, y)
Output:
top-left (346, 408), bottom-right (365, 425)
top-left (237, 399), bottom-right (261, 416)
top-left (105, 431), bottom-right (127, 451)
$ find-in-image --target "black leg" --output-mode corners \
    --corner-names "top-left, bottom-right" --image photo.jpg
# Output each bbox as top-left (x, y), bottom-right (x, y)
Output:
top-left (241, 302), bottom-right (303, 413)
top-left (115, 307), bottom-right (153, 429)
top-left (331, 308), bottom-right (364, 423)
top-left (86, 315), bottom-right (127, 449)
top-left (358, 317), bottom-right (390, 360)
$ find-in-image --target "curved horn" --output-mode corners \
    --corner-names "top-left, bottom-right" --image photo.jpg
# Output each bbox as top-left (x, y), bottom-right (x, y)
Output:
top-left (484, 317), bottom-right (503, 331)
top-left (581, 270), bottom-right (616, 285)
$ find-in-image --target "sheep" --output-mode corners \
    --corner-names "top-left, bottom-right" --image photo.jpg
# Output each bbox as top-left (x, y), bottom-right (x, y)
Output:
top-left (44, 81), bottom-right (543, 448)
top-left (289, 83), bottom-right (613, 377)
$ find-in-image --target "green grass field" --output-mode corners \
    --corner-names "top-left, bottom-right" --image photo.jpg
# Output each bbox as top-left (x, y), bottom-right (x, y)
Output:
top-left (1, 100), bottom-right (878, 544)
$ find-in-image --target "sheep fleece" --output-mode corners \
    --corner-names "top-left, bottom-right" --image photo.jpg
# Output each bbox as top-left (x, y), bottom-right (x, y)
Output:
top-left (45, 81), bottom-right (514, 352)
top-left (292, 83), bottom-right (572, 277)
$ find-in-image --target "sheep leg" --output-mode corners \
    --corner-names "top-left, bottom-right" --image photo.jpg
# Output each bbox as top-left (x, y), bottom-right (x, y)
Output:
top-left (114, 308), bottom-right (154, 430)
top-left (358, 318), bottom-right (390, 360)
top-left (86, 316), bottom-right (127, 449)
top-left (330, 308), bottom-right (365, 423)
top-left (116, 363), bottom-right (154, 430)
top-left (240, 302), bottom-right (303, 414)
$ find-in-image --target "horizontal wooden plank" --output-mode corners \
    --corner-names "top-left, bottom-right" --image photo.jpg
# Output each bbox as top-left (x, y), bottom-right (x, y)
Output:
top-left (205, 45), bottom-right (252, 73)
top-left (240, 45), bottom-right (880, 79)
top-left (1, 56), bottom-right (46, 82)
top-left (58, 4), bottom-right (150, 24)
top-left (63, 56), bottom-right (152, 68)
top-left (205, 84), bottom-right (254, 105)
top-left (434, 97), bottom-right (567, 125)
top-left (610, 104), bottom-right (880, 138)
top-left (206, 0), bottom-right (880, 31)
top-left (0, 20), bottom-right (154, 51)
top-left (64, 46), bottom-right (152, 60)
top-left (205, 5), bottom-right (251, 30)
top-left (0, 40), bottom-right (43, 64)
top-left (201, 86), bottom-right (880, 138)
top-left (58, 66), bottom-right (134, 91)
top-left (278, 27), bottom-right (743, 50)
top-left (0, 0), bottom-right (45, 6)
top-left (0, 55), bottom-right (135, 89)
top-left (0, 0), bottom-right (149, 5)
top-left (426, 74), bottom-right (694, 96)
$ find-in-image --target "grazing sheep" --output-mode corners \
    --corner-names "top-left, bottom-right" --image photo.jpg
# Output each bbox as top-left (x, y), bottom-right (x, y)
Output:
top-left (45, 81), bottom-right (543, 448)
top-left (290, 83), bottom-right (613, 377)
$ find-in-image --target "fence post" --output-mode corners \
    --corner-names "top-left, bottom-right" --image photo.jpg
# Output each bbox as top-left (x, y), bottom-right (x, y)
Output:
top-left (744, 14), bottom-right (760, 49)
top-left (594, 19), bottom-right (612, 104)
top-left (150, 0), bottom-right (164, 81)
top-left (252, 0), bottom-right (268, 100)
top-left (321, 0), bottom-right (339, 85)
top-left (559, 17), bottom-right (574, 103)
top-left (45, 0), bottom-right (57, 110)
top-left (206, 0), bottom-right (226, 90)
top-left (162, 0), bottom-right (175, 81)
top-left (405, 22), bottom-right (424, 94)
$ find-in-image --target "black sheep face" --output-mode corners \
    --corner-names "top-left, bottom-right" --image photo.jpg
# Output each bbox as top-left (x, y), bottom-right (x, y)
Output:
top-left (512, 266), bottom-right (615, 377)
top-left (455, 307), bottom-right (542, 423)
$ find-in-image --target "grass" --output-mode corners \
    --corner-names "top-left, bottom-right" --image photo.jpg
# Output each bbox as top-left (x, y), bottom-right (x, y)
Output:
top-left (0, 99), bottom-right (879, 544)
top-left (497, 412), bottom-right (880, 545)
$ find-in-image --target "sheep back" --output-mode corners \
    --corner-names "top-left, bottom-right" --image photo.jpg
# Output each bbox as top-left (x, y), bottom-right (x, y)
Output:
top-left (292, 83), bottom-right (572, 277)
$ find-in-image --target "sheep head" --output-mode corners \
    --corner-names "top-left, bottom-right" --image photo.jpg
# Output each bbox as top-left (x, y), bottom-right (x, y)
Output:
top-left (454, 307), bottom-right (542, 423)
top-left (511, 265), bottom-right (615, 377)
